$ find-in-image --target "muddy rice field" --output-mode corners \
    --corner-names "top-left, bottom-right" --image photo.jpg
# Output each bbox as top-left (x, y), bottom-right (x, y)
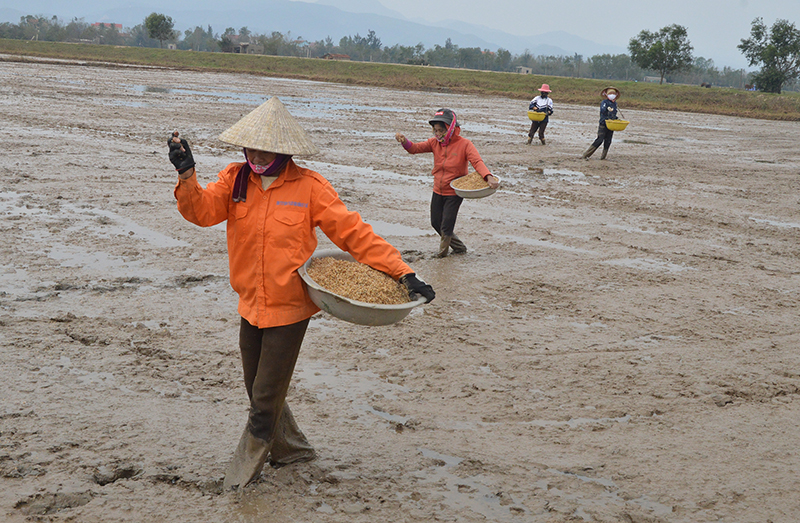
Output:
top-left (1, 56), bottom-right (799, 522)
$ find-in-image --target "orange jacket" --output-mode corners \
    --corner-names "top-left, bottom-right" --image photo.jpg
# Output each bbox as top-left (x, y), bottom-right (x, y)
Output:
top-left (174, 160), bottom-right (413, 328)
top-left (402, 127), bottom-right (492, 196)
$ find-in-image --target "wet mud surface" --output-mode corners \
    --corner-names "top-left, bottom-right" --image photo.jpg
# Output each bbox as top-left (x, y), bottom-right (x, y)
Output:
top-left (1, 56), bottom-right (799, 522)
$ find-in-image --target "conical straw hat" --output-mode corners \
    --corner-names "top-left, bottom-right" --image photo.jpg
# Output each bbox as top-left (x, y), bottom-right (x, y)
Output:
top-left (601, 86), bottom-right (621, 99)
top-left (218, 96), bottom-right (319, 156)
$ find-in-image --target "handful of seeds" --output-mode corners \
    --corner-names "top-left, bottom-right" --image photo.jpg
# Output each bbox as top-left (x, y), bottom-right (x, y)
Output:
top-left (306, 257), bottom-right (410, 305)
top-left (451, 171), bottom-right (489, 190)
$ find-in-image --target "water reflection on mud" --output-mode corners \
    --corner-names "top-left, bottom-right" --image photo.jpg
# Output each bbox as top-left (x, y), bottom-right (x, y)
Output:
top-left (367, 219), bottom-right (429, 237)
top-left (414, 448), bottom-right (529, 519)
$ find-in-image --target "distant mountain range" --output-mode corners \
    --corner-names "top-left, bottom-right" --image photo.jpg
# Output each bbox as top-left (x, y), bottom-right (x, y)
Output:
top-left (0, 0), bottom-right (627, 58)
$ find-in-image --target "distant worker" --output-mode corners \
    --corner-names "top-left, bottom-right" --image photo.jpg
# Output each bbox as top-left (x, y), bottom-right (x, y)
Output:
top-left (527, 83), bottom-right (554, 145)
top-left (395, 108), bottom-right (499, 258)
top-left (582, 86), bottom-right (620, 160)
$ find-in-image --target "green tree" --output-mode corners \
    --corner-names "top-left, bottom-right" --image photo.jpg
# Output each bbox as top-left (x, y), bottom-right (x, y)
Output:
top-left (628, 24), bottom-right (694, 84)
top-left (495, 48), bottom-right (512, 71)
top-left (258, 31), bottom-right (287, 55)
top-left (565, 53), bottom-right (583, 77)
top-left (181, 25), bottom-right (217, 51)
top-left (144, 12), bottom-right (175, 48)
top-left (738, 17), bottom-right (800, 94)
top-left (425, 39), bottom-right (458, 68)
top-left (127, 23), bottom-right (158, 47)
top-left (93, 23), bottom-right (123, 45)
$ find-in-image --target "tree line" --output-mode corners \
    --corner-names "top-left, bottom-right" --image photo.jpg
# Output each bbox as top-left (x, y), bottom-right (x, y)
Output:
top-left (3, 13), bottom-right (799, 93)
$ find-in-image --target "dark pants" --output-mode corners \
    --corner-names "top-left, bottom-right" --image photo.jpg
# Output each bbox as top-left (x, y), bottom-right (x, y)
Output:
top-left (431, 192), bottom-right (463, 237)
top-left (591, 122), bottom-right (614, 149)
top-left (239, 317), bottom-right (309, 442)
top-left (528, 119), bottom-right (549, 140)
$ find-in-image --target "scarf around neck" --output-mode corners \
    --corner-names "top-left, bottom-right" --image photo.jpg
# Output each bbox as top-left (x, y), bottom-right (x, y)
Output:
top-left (231, 152), bottom-right (292, 202)
top-left (438, 112), bottom-right (458, 146)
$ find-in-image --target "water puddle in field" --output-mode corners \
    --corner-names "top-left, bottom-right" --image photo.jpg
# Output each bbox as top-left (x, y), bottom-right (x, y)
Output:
top-left (504, 165), bottom-right (589, 185)
top-left (296, 362), bottom-right (409, 400)
top-left (749, 217), bottom-right (800, 229)
top-left (449, 414), bottom-right (631, 431)
top-left (367, 220), bottom-right (429, 237)
top-left (679, 122), bottom-right (731, 132)
top-left (498, 234), bottom-right (598, 255)
top-left (546, 468), bottom-right (674, 521)
top-left (411, 441), bottom-right (670, 521)
top-left (294, 361), bottom-right (410, 426)
top-left (304, 160), bottom-right (429, 185)
top-left (314, 128), bottom-right (390, 138)
top-left (543, 168), bottom-right (589, 184)
top-left (0, 190), bottom-right (200, 313)
top-left (105, 100), bottom-right (148, 108)
top-left (45, 242), bottom-right (136, 271)
top-left (124, 84), bottom-right (419, 118)
top-left (412, 448), bottom-right (529, 519)
top-left (295, 98), bottom-right (414, 115)
top-left (0, 191), bottom-right (189, 249)
top-left (128, 84), bottom-right (265, 104)
top-left (466, 122), bottom-right (524, 136)
top-left (602, 257), bottom-right (692, 273)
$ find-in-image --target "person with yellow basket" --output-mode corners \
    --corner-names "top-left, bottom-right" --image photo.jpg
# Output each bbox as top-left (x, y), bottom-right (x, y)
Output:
top-left (526, 83), bottom-right (553, 145)
top-left (582, 86), bottom-right (620, 160)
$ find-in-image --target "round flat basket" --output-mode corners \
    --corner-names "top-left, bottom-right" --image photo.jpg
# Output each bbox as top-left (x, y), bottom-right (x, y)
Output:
top-left (527, 110), bottom-right (546, 121)
top-left (299, 249), bottom-right (425, 326)
top-left (605, 119), bottom-right (629, 131)
top-left (450, 175), bottom-right (501, 199)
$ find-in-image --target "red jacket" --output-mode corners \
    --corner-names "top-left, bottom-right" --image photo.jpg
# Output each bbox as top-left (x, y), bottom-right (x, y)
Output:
top-left (175, 160), bottom-right (413, 328)
top-left (402, 127), bottom-right (492, 196)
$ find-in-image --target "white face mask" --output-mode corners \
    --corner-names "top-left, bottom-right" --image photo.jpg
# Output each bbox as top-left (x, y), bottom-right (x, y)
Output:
top-left (607, 94), bottom-right (617, 101)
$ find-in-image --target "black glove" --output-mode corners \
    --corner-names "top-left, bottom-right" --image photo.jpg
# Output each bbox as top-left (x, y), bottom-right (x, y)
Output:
top-left (400, 273), bottom-right (435, 303)
top-left (168, 132), bottom-right (195, 174)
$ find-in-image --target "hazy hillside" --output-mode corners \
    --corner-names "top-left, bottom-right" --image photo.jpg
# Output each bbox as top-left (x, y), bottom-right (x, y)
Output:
top-left (0, 0), bottom-right (625, 58)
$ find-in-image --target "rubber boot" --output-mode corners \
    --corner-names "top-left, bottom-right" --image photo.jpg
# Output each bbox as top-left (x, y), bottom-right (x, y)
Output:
top-left (450, 235), bottom-right (467, 254)
top-left (435, 235), bottom-right (452, 258)
top-left (223, 426), bottom-right (271, 490)
top-left (600, 148), bottom-right (609, 160)
top-left (269, 403), bottom-right (316, 467)
top-left (582, 145), bottom-right (598, 159)
top-left (526, 136), bottom-right (533, 145)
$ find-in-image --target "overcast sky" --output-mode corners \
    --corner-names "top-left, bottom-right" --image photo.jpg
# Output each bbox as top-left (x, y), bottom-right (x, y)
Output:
top-left (2, 0), bottom-right (799, 68)
top-left (313, 0), bottom-right (799, 69)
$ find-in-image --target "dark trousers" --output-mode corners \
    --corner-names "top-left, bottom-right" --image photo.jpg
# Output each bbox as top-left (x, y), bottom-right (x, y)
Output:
top-left (591, 122), bottom-right (614, 149)
top-left (238, 317), bottom-right (310, 442)
top-left (528, 119), bottom-right (549, 140)
top-left (431, 192), bottom-right (463, 237)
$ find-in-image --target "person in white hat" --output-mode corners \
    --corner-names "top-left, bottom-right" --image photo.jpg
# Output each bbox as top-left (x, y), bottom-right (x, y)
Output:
top-left (527, 83), bottom-right (554, 145)
top-left (169, 97), bottom-right (435, 490)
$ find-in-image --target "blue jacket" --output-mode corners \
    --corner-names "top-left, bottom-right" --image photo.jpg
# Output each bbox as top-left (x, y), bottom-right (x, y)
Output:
top-left (599, 99), bottom-right (618, 124)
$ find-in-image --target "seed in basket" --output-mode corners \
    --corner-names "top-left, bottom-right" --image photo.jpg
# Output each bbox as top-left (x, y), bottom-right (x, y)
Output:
top-left (306, 257), bottom-right (410, 305)
top-left (451, 172), bottom-right (489, 190)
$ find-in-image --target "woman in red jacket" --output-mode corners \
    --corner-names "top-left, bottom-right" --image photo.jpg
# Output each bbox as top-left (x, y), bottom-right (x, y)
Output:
top-left (395, 108), bottom-right (499, 257)
top-left (169, 97), bottom-right (435, 490)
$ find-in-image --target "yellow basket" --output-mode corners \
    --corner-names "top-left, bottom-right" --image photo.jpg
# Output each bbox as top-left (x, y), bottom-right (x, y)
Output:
top-left (605, 119), bottom-right (629, 131)
top-left (527, 110), bottom-right (546, 122)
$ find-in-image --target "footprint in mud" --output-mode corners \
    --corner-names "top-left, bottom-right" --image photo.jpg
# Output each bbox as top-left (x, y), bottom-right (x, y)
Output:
top-left (92, 462), bottom-right (143, 486)
top-left (15, 491), bottom-right (94, 516)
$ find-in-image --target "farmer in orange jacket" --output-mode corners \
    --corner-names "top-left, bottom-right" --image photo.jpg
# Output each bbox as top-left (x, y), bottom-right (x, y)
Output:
top-left (395, 108), bottom-right (499, 257)
top-left (170, 97), bottom-right (435, 490)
